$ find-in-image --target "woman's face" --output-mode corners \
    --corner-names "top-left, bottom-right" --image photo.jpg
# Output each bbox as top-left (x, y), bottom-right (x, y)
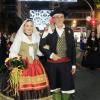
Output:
top-left (91, 32), bottom-right (95, 37)
top-left (24, 21), bottom-right (33, 36)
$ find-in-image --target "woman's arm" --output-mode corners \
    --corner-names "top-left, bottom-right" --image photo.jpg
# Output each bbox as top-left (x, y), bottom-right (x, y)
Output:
top-left (9, 34), bottom-right (21, 58)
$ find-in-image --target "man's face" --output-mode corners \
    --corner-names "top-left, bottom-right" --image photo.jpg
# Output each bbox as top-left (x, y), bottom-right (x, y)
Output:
top-left (53, 14), bottom-right (64, 26)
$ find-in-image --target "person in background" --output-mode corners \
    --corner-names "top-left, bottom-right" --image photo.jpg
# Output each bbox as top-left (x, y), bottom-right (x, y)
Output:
top-left (9, 32), bottom-right (16, 43)
top-left (0, 31), bottom-right (8, 92)
top-left (0, 31), bottom-right (7, 66)
top-left (39, 8), bottom-right (76, 100)
top-left (8, 19), bottom-right (52, 100)
top-left (82, 29), bottom-right (100, 70)
top-left (74, 35), bottom-right (78, 47)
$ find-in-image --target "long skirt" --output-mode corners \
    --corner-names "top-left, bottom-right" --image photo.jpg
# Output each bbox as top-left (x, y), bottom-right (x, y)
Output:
top-left (82, 52), bottom-right (100, 69)
top-left (16, 60), bottom-right (51, 100)
top-left (2, 60), bottom-right (52, 100)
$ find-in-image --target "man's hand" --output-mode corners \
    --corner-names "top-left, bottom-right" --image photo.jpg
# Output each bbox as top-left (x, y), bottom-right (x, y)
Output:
top-left (52, 54), bottom-right (61, 61)
top-left (43, 45), bottom-right (50, 50)
top-left (71, 66), bottom-right (76, 75)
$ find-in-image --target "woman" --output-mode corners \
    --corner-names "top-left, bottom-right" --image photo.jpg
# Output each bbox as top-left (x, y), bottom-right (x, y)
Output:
top-left (9, 19), bottom-right (51, 100)
top-left (82, 29), bottom-right (100, 69)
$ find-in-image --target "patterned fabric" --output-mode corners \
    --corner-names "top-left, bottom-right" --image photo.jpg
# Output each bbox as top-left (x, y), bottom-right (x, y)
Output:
top-left (18, 60), bottom-right (49, 91)
top-left (19, 42), bottom-right (38, 64)
top-left (56, 31), bottom-right (67, 58)
top-left (18, 42), bottom-right (49, 91)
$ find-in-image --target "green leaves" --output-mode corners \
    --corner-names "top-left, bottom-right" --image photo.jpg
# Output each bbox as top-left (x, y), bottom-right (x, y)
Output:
top-left (5, 57), bottom-right (27, 69)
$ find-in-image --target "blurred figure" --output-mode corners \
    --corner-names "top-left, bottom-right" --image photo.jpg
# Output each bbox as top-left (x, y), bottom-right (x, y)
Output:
top-left (0, 31), bottom-right (8, 92)
top-left (9, 32), bottom-right (16, 43)
top-left (74, 35), bottom-right (78, 47)
top-left (80, 34), bottom-right (87, 52)
top-left (0, 31), bottom-right (7, 66)
top-left (82, 29), bottom-right (100, 70)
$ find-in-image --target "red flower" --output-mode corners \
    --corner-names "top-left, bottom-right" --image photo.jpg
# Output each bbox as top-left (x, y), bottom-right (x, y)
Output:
top-left (49, 17), bottom-right (55, 25)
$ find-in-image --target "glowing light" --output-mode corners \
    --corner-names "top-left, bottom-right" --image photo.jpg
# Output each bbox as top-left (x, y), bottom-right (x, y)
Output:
top-left (30, 10), bottom-right (52, 30)
top-left (91, 18), bottom-right (96, 27)
top-left (86, 16), bottom-right (91, 22)
top-left (18, 0), bottom-right (77, 2)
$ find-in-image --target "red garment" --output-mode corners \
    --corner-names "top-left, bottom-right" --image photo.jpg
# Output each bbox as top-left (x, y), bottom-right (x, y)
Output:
top-left (47, 57), bottom-right (71, 63)
top-left (18, 60), bottom-right (49, 91)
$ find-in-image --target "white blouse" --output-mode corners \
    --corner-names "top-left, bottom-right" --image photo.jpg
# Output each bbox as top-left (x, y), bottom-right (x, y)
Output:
top-left (9, 32), bottom-right (42, 59)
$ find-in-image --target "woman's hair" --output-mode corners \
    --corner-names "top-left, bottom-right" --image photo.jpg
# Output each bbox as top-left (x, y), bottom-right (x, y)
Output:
top-left (88, 29), bottom-right (97, 41)
top-left (25, 19), bottom-right (33, 23)
top-left (89, 29), bottom-right (97, 37)
top-left (91, 28), bottom-right (97, 34)
top-left (23, 19), bottom-right (33, 26)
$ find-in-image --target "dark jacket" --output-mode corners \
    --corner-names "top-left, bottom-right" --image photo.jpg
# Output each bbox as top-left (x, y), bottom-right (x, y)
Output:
top-left (0, 36), bottom-right (7, 65)
top-left (39, 26), bottom-right (76, 65)
top-left (86, 37), bottom-right (99, 54)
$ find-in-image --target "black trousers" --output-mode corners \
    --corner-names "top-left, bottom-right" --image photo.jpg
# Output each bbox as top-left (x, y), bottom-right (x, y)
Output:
top-left (46, 61), bottom-right (75, 92)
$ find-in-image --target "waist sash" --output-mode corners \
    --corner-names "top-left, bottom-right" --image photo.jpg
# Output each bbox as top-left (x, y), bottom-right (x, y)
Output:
top-left (47, 57), bottom-right (71, 63)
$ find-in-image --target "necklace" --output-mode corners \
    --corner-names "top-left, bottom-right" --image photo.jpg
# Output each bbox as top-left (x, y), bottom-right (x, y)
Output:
top-left (24, 33), bottom-right (32, 36)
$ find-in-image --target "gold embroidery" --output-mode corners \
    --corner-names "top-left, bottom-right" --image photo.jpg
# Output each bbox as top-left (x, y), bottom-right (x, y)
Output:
top-left (19, 74), bottom-right (48, 84)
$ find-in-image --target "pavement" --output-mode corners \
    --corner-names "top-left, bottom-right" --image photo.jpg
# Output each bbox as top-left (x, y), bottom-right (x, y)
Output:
top-left (71, 67), bottom-right (100, 100)
top-left (72, 46), bottom-right (100, 100)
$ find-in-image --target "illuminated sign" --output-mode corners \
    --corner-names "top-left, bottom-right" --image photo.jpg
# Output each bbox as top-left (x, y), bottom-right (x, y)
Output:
top-left (18, 0), bottom-right (77, 2)
top-left (30, 10), bottom-right (52, 30)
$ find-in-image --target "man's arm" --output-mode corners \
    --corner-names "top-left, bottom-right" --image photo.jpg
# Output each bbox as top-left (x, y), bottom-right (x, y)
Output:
top-left (39, 35), bottom-right (52, 58)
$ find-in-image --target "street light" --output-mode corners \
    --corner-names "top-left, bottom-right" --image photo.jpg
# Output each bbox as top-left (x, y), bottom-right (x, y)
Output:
top-left (84, 0), bottom-right (95, 18)
top-left (91, 18), bottom-right (96, 27)
top-left (84, 0), bottom-right (96, 28)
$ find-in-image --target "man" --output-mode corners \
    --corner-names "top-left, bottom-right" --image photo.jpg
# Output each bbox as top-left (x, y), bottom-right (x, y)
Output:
top-left (39, 8), bottom-right (76, 100)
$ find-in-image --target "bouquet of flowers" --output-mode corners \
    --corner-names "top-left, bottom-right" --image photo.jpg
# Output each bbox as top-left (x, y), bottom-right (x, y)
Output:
top-left (5, 56), bottom-right (27, 69)
top-left (5, 56), bottom-right (27, 96)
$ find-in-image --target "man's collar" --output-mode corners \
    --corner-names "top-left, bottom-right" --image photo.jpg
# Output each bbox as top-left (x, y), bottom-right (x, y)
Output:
top-left (55, 24), bottom-right (65, 29)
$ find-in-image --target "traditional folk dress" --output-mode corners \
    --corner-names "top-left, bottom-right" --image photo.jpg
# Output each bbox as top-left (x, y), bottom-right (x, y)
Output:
top-left (15, 42), bottom-right (50, 100)
top-left (8, 20), bottom-right (52, 100)
top-left (40, 25), bottom-right (76, 94)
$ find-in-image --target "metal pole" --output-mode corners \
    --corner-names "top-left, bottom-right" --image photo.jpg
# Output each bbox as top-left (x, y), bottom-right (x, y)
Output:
top-left (84, 0), bottom-right (94, 13)
top-left (84, 0), bottom-right (95, 29)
